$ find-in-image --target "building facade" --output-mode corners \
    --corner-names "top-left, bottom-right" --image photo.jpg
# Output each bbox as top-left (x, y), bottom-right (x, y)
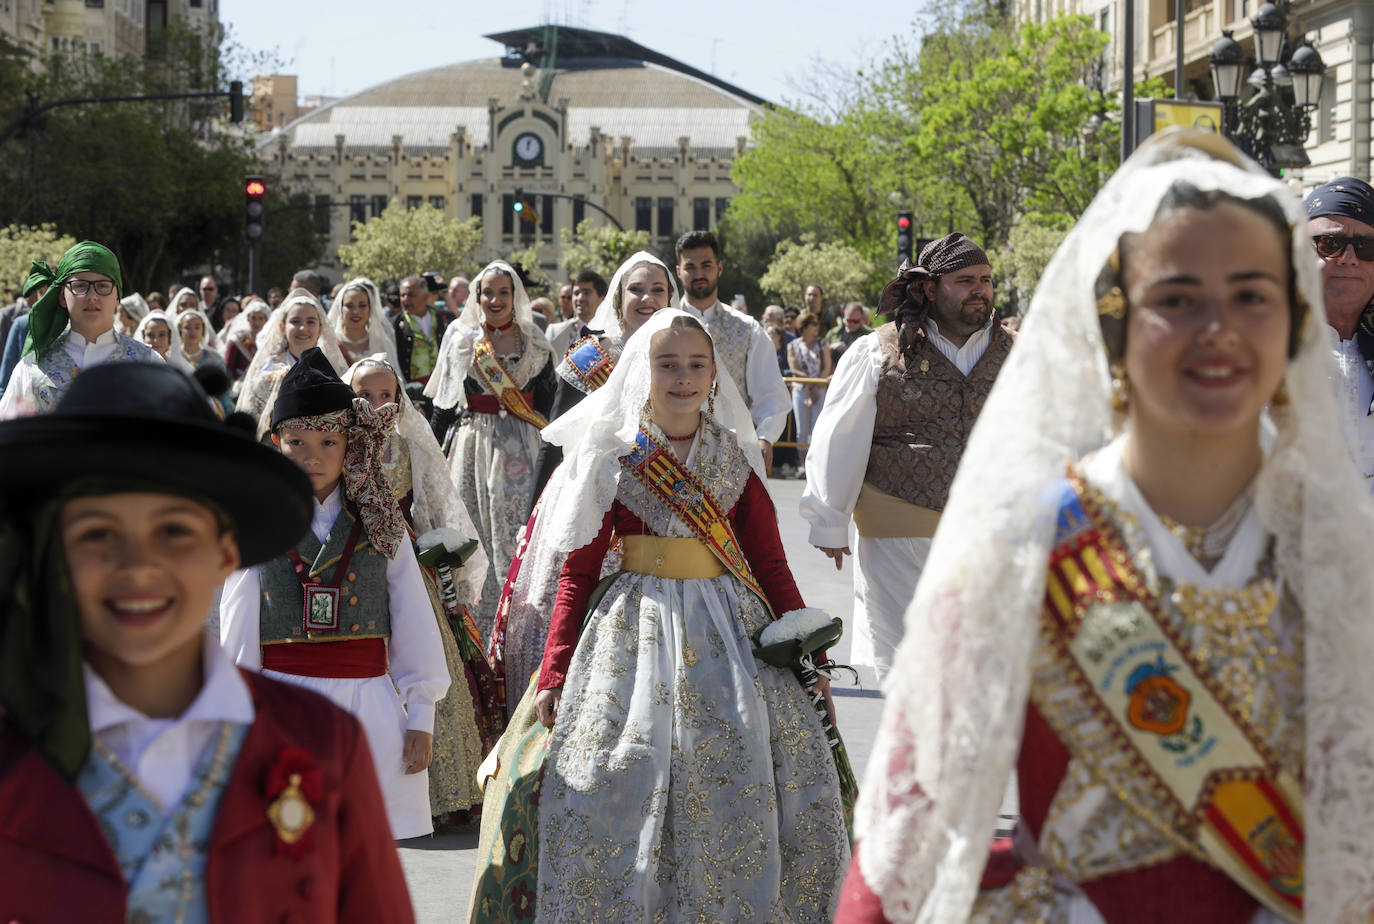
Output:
top-left (255, 25), bottom-right (765, 280)
top-left (1017, 0), bottom-right (1372, 184)
top-left (0, 0), bottom-right (217, 61)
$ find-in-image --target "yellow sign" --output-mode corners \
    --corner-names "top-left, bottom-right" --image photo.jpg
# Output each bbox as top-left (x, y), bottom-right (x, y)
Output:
top-left (1153, 100), bottom-right (1224, 134)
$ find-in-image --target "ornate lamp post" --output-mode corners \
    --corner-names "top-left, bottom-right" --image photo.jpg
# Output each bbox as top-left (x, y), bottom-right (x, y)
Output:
top-left (1208, 2), bottom-right (1326, 174)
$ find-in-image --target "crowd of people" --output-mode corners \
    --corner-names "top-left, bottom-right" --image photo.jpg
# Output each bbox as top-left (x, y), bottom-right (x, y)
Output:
top-left (3, 127), bottom-right (1374, 922)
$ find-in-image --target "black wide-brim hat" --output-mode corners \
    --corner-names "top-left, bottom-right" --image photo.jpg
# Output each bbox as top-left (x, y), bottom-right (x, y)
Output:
top-left (0, 362), bottom-right (311, 566)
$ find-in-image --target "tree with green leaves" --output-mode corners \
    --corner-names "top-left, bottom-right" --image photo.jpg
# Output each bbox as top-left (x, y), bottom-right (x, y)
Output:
top-left (337, 201), bottom-right (482, 283)
top-left (0, 20), bottom-right (323, 295)
top-left (759, 235), bottom-right (882, 309)
top-left (0, 224), bottom-right (77, 298)
top-left (556, 219), bottom-right (655, 281)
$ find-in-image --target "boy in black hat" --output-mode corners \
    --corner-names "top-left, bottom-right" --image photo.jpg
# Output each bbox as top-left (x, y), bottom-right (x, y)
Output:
top-left (0, 362), bottom-right (415, 922)
top-left (220, 347), bottom-right (449, 840)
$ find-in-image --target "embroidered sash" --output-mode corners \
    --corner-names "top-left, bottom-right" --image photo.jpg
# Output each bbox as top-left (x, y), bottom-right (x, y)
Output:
top-left (471, 338), bottom-right (548, 429)
top-left (563, 336), bottom-right (615, 391)
top-left (619, 428), bottom-right (775, 619)
top-left (1040, 474), bottom-right (1303, 922)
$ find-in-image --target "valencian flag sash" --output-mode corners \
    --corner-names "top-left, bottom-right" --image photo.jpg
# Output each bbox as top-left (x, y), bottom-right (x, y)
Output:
top-left (1038, 473), bottom-right (1303, 922)
top-left (619, 428), bottom-right (776, 619)
top-left (563, 336), bottom-right (615, 390)
top-left (471, 339), bottom-right (548, 429)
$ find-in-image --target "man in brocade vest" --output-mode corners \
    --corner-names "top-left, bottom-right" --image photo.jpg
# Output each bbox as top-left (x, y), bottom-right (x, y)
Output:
top-left (801, 233), bottom-right (1013, 680)
top-left (675, 229), bottom-right (791, 469)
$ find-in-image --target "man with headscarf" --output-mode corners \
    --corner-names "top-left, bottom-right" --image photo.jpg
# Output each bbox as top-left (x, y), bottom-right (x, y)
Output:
top-left (0, 268), bottom-right (51, 396)
top-left (800, 233), bottom-right (1013, 681)
top-left (1305, 177), bottom-right (1374, 487)
top-left (0, 242), bottom-right (160, 419)
top-left (675, 230), bottom-right (791, 468)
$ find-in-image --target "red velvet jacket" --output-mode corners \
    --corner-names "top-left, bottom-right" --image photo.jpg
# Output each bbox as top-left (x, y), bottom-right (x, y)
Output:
top-left (538, 470), bottom-right (805, 690)
top-left (0, 670), bottom-right (414, 924)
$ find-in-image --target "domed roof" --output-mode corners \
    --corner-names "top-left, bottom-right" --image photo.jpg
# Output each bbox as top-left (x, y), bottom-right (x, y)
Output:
top-left (268, 26), bottom-right (767, 156)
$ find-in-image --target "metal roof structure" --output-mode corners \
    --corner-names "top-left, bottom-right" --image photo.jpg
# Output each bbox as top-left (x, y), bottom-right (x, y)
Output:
top-left (262, 25), bottom-right (768, 156)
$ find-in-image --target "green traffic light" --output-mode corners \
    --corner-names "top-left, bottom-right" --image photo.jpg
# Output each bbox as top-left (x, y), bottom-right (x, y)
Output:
top-left (513, 200), bottom-right (524, 212)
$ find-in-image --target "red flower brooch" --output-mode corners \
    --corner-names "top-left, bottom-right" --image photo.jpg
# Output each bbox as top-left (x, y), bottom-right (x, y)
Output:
top-left (266, 746), bottom-right (322, 858)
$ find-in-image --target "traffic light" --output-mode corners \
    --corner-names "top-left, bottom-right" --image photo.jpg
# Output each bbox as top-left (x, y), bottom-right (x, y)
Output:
top-left (244, 176), bottom-right (266, 241)
top-left (896, 211), bottom-right (914, 266)
top-left (229, 80), bottom-right (244, 124)
top-left (512, 187), bottom-right (538, 225)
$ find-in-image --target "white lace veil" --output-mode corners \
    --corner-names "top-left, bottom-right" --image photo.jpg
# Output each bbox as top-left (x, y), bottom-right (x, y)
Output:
top-left (341, 354), bottom-right (488, 604)
top-left (133, 309), bottom-right (193, 372)
top-left (118, 293), bottom-right (149, 332)
top-left (855, 128), bottom-right (1374, 921)
top-left (174, 306), bottom-right (221, 355)
top-left (328, 277), bottom-right (401, 370)
top-left (238, 291), bottom-right (347, 427)
top-left (587, 251), bottom-right (682, 343)
top-left (514, 308), bottom-right (764, 616)
top-left (423, 260), bottom-right (552, 410)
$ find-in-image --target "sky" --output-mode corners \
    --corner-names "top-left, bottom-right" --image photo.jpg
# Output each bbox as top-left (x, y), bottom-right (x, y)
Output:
top-left (220, 0), bottom-right (921, 107)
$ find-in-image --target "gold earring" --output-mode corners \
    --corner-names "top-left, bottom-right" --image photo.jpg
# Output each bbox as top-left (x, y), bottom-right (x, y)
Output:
top-left (1271, 379), bottom-right (1290, 407)
top-left (706, 380), bottom-right (717, 418)
top-left (1109, 362), bottom-right (1130, 413)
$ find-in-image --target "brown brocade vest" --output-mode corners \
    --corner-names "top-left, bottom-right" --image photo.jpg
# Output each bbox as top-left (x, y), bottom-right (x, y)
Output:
top-left (865, 321), bottom-right (1013, 511)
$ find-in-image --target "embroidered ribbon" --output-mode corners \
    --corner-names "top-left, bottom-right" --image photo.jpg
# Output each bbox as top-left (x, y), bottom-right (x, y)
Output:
top-left (619, 428), bottom-right (775, 619)
top-left (563, 335), bottom-right (616, 390)
top-left (1039, 473), bottom-right (1303, 922)
top-left (471, 338), bottom-right (548, 429)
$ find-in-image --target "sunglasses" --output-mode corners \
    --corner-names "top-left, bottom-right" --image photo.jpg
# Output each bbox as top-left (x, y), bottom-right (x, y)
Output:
top-left (1313, 234), bottom-right (1374, 261)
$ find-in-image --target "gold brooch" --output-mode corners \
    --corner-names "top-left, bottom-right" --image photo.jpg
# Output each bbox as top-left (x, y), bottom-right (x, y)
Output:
top-left (268, 773), bottom-right (316, 846)
top-left (919, 359), bottom-right (930, 373)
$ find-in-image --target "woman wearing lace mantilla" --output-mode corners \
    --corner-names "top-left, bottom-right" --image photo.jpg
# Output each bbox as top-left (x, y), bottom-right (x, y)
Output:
top-left (836, 129), bottom-right (1374, 924)
top-left (329, 277), bottom-right (401, 370)
top-left (236, 290), bottom-right (348, 431)
top-left (423, 261), bottom-right (556, 642)
top-left (470, 309), bottom-right (850, 923)
top-left (491, 252), bottom-right (678, 712)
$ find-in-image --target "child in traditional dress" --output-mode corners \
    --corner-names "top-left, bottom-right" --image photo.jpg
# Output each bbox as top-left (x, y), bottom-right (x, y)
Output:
top-left (221, 347), bottom-right (450, 839)
top-left (0, 361), bottom-right (414, 922)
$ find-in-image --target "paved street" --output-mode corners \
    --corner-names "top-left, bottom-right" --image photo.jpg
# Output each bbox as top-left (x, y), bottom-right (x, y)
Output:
top-left (398, 474), bottom-right (887, 923)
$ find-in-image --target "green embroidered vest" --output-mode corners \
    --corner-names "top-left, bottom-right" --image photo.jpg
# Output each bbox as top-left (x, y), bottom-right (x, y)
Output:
top-left (259, 502), bottom-right (392, 644)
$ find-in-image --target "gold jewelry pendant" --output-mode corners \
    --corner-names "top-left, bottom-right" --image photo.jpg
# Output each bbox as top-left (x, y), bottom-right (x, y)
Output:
top-left (267, 773), bottom-right (316, 845)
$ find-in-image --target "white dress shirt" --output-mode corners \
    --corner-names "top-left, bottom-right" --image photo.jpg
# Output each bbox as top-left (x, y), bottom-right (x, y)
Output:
top-left (800, 334), bottom-right (883, 548)
top-left (219, 485), bottom-right (448, 733)
top-left (64, 326), bottom-right (121, 371)
top-left (86, 639), bottom-right (254, 814)
top-left (679, 299), bottom-right (791, 443)
top-left (925, 316), bottom-right (994, 376)
top-left (1328, 327), bottom-right (1374, 488)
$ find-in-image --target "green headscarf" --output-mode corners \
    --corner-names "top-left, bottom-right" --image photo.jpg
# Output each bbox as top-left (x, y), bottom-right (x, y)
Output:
top-left (22, 241), bottom-right (125, 359)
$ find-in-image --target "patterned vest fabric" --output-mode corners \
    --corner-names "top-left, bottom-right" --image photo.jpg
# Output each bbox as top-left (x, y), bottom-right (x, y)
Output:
top-left (76, 722), bottom-right (248, 924)
top-left (702, 304), bottom-right (754, 408)
top-left (32, 331), bottom-right (158, 409)
top-left (259, 503), bottom-right (392, 644)
top-left (865, 321), bottom-right (1012, 511)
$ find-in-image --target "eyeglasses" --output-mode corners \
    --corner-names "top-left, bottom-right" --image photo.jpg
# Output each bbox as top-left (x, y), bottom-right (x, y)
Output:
top-left (65, 279), bottom-right (116, 297)
top-left (1313, 234), bottom-right (1374, 261)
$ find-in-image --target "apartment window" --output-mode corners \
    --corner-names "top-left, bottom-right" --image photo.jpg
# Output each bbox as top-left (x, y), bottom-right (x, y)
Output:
top-left (715, 198), bottom-right (730, 221)
top-left (188, 0), bottom-right (201, 6)
top-left (572, 198), bottom-right (585, 226)
top-left (502, 193), bottom-right (515, 235)
top-left (470, 193), bottom-right (484, 221)
top-left (85, 0), bottom-right (103, 7)
top-left (349, 195), bottom-right (367, 227)
top-left (370, 195), bottom-right (387, 217)
top-left (314, 195), bottom-right (332, 234)
top-left (657, 198), bottom-right (674, 238)
top-left (406, 195), bottom-right (423, 210)
top-left (429, 195), bottom-right (446, 211)
top-left (693, 197), bottom-right (710, 229)
top-left (635, 197), bottom-right (652, 233)
top-left (541, 195), bottom-right (554, 236)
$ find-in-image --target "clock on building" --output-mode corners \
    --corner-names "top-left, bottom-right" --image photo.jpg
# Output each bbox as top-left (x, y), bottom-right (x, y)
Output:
top-left (513, 132), bottom-right (543, 166)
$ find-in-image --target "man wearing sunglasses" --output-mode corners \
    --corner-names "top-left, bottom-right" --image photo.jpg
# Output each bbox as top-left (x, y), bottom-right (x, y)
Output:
top-left (1306, 177), bottom-right (1374, 486)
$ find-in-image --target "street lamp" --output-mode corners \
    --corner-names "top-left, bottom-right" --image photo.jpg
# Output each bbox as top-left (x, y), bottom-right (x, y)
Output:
top-left (1207, 1), bottom-right (1326, 174)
